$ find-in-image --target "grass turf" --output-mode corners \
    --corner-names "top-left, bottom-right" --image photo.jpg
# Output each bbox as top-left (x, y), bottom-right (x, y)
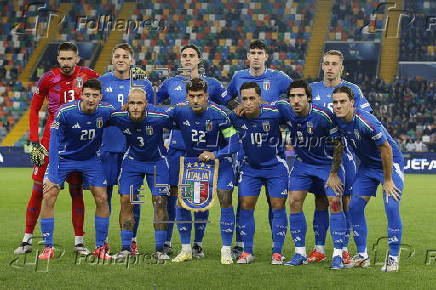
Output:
top-left (0, 168), bottom-right (435, 289)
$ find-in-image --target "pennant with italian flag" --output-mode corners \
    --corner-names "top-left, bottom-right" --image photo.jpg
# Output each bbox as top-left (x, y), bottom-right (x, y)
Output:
top-left (178, 156), bottom-right (219, 212)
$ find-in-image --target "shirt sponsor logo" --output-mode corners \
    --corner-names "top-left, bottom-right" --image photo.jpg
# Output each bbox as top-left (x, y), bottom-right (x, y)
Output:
top-left (72, 122), bottom-right (81, 129)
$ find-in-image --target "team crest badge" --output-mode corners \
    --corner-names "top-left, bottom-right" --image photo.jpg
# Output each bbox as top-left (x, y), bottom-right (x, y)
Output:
top-left (178, 157), bottom-right (219, 212)
top-left (75, 77), bottom-right (83, 88)
top-left (205, 120), bottom-right (213, 131)
top-left (146, 126), bottom-right (153, 135)
top-left (262, 121), bottom-right (270, 132)
top-left (263, 80), bottom-right (270, 90)
top-left (307, 122), bottom-right (314, 134)
top-left (354, 129), bottom-right (361, 140)
top-left (96, 117), bottom-right (103, 128)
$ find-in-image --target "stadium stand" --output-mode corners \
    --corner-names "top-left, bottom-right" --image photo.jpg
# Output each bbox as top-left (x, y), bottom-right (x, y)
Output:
top-left (400, 0), bottom-right (435, 61)
top-left (125, 0), bottom-right (315, 82)
top-left (328, 0), bottom-right (385, 41)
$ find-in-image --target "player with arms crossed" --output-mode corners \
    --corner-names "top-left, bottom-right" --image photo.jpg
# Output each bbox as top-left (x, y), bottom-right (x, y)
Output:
top-left (14, 42), bottom-right (98, 255)
top-left (275, 80), bottom-right (347, 270)
top-left (109, 88), bottom-right (171, 261)
top-left (229, 82), bottom-right (288, 265)
top-left (227, 39), bottom-right (293, 258)
top-left (38, 79), bottom-right (114, 260)
top-left (167, 78), bottom-right (239, 264)
top-left (306, 50), bottom-right (373, 264)
top-left (99, 43), bottom-right (154, 254)
top-left (332, 86), bottom-right (404, 272)
top-left (156, 44), bottom-right (228, 257)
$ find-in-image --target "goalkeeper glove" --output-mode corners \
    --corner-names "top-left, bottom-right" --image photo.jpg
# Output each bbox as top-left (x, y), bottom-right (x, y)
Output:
top-left (29, 142), bottom-right (48, 166)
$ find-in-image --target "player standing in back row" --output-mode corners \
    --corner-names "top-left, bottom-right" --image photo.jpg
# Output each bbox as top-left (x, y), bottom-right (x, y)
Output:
top-left (99, 43), bottom-right (154, 254)
top-left (307, 50), bottom-right (373, 265)
top-left (14, 42), bottom-right (98, 256)
top-left (156, 44), bottom-right (228, 257)
top-left (226, 39), bottom-right (293, 258)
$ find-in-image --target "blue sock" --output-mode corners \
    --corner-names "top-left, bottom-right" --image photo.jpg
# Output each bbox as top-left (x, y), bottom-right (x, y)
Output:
top-left (166, 195), bottom-right (177, 243)
top-left (384, 194), bottom-right (402, 256)
top-left (40, 218), bottom-right (54, 247)
top-left (176, 207), bottom-right (192, 244)
top-left (194, 210), bottom-right (209, 243)
top-left (239, 209), bottom-right (254, 253)
top-left (120, 230), bottom-right (133, 250)
top-left (289, 212), bottom-right (307, 247)
top-left (107, 186), bottom-right (113, 213)
top-left (268, 204), bottom-right (273, 235)
top-left (133, 204), bottom-right (141, 239)
top-left (313, 209), bottom-right (329, 246)
top-left (329, 212), bottom-right (346, 252)
top-left (272, 209), bottom-right (287, 254)
top-left (343, 210), bottom-right (352, 248)
top-left (349, 197), bottom-right (368, 253)
top-left (220, 207), bottom-right (235, 247)
top-left (154, 230), bottom-right (167, 252)
top-left (95, 216), bottom-right (109, 247)
top-left (235, 202), bottom-right (243, 243)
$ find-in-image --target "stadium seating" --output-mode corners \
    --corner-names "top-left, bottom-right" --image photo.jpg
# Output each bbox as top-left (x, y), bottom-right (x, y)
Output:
top-left (400, 0), bottom-right (435, 61)
top-left (0, 1), bottom-right (45, 143)
top-left (125, 0), bottom-right (316, 82)
top-left (328, 0), bottom-right (385, 41)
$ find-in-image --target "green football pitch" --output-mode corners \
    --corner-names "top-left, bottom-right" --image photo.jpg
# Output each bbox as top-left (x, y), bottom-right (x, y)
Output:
top-left (1, 168), bottom-right (435, 289)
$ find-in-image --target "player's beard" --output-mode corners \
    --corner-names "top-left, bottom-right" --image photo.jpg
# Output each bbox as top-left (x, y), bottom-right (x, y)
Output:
top-left (61, 66), bottom-right (74, 75)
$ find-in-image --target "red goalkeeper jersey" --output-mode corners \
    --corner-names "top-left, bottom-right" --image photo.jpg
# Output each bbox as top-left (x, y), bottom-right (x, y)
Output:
top-left (29, 65), bottom-right (99, 143)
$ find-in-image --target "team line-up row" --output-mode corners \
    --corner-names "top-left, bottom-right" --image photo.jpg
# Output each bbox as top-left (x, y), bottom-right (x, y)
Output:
top-left (14, 41), bottom-right (403, 272)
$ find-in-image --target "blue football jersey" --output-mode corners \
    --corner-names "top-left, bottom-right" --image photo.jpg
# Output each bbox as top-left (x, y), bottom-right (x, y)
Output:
top-left (108, 106), bottom-right (170, 162)
top-left (334, 109), bottom-right (403, 169)
top-left (276, 100), bottom-right (339, 166)
top-left (167, 102), bottom-right (239, 158)
top-left (310, 80), bottom-right (372, 112)
top-left (157, 75), bottom-right (228, 151)
top-left (99, 72), bottom-right (155, 153)
top-left (227, 69), bottom-right (292, 103)
top-left (48, 101), bottom-right (114, 181)
top-left (229, 104), bottom-right (286, 167)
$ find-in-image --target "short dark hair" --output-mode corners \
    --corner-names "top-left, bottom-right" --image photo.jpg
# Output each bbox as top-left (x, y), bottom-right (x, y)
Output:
top-left (249, 40), bottom-right (268, 53)
top-left (83, 79), bottom-right (101, 92)
top-left (186, 77), bottom-right (207, 93)
top-left (181, 44), bottom-right (201, 58)
top-left (287, 79), bottom-right (312, 102)
top-left (57, 42), bottom-right (78, 54)
top-left (323, 50), bottom-right (344, 62)
top-left (112, 43), bottom-right (134, 57)
top-left (240, 81), bottom-right (261, 97)
top-left (332, 86), bottom-right (354, 100)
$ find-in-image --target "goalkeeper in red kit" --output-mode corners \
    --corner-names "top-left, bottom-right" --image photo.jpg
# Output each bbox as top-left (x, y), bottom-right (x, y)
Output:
top-left (14, 42), bottom-right (99, 255)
